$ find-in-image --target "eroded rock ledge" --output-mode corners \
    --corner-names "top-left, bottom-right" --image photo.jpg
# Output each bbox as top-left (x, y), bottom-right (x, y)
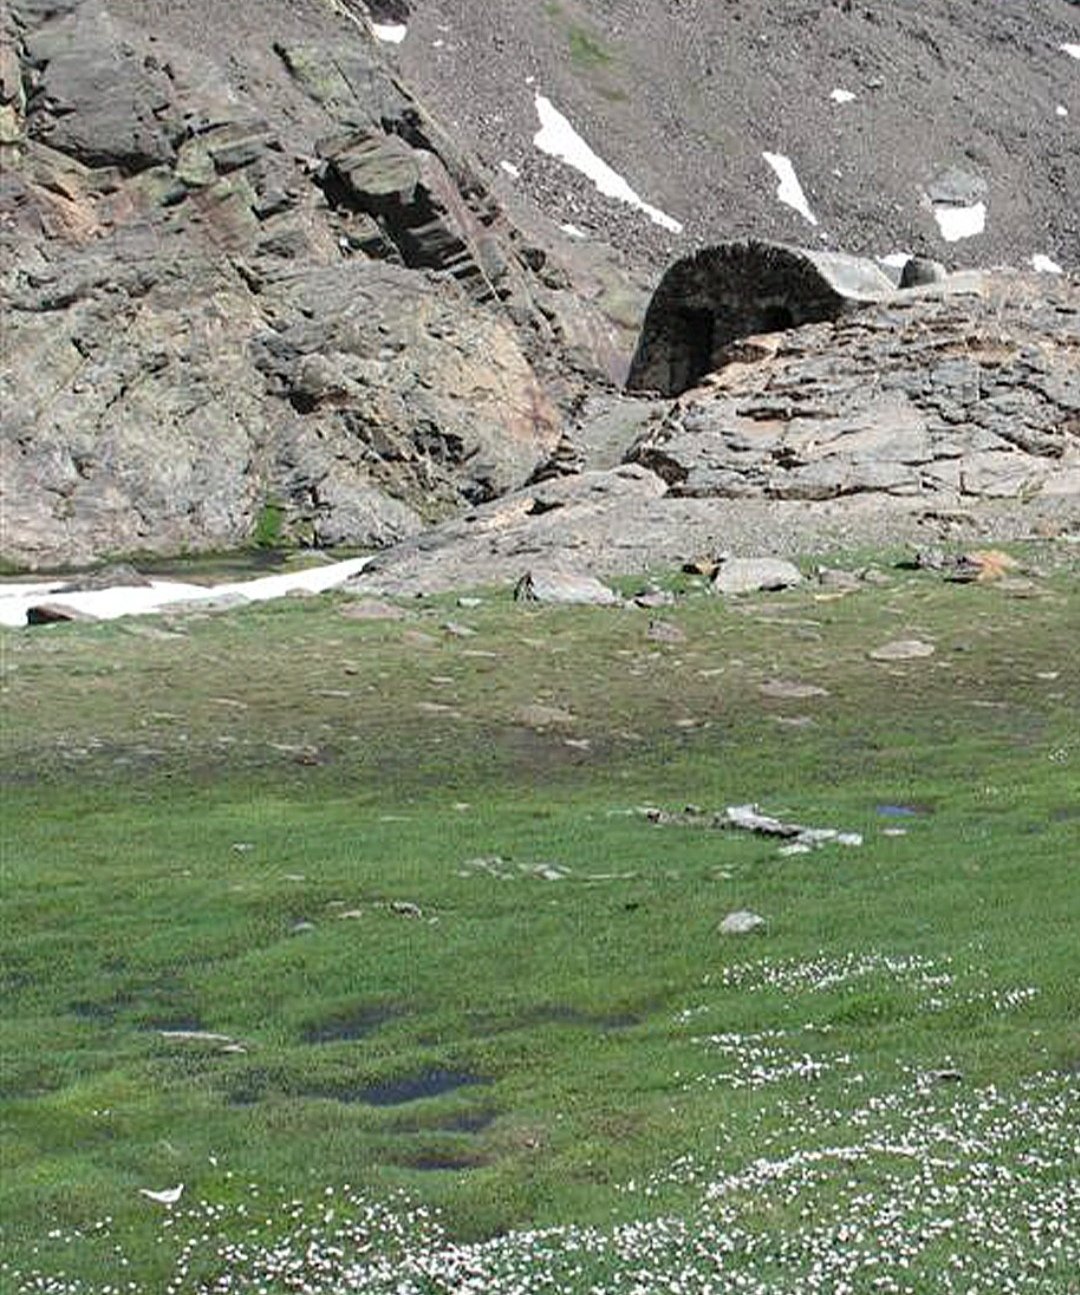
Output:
top-left (626, 265), bottom-right (1080, 504)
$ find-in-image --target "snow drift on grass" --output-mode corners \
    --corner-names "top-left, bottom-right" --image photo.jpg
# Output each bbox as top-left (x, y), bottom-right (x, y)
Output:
top-left (0, 558), bottom-right (372, 627)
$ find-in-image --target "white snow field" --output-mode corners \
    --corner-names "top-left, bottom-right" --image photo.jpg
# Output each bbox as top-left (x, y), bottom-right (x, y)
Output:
top-left (0, 558), bottom-right (372, 627)
top-left (932, 200), bottom-right (987, 242)
top-left (762, 152), bottom-right (818, 226)
top-left (532, 93), bottom-right (682, 233)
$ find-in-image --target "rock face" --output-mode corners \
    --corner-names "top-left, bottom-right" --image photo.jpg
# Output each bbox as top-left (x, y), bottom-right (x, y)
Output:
top-left (1, 0), bottom-right (1078, 573)
top-left (0, 0), bottom-right (638, 568)
top-left (626, 269), bottom-right (1080, 506)
top-left (398, 0), bottom-right (1078, 271)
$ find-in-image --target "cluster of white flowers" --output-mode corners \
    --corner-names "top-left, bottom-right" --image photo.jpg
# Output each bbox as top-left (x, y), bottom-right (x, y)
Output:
top-left (4, 950), bottom-right (1068, 1294)
top-left (709, 948), bottom-right (1039, 1018)
top-left (8, 1065), bottom-right (1076, 1294)
top-left (684, 1027), bottom-right (855, 1091)
top-left (717, 950), bottom-right (953, 997)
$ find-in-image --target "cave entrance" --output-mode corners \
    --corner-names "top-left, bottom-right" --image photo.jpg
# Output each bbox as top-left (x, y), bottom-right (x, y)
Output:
top-left (758, 303), bottom-right (795, 332)
top-left (672, 306), bottom-right (717, 391)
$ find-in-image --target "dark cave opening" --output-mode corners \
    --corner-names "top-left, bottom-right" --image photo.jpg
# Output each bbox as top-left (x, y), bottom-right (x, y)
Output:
top-left (758, 303), bottom-right (796, 332)
top-left (674, 306), bottom-right (717, 391)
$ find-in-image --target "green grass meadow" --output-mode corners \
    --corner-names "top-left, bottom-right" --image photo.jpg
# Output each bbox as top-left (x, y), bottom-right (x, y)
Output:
top-left (1, 550), bottom-right (1077, 1292)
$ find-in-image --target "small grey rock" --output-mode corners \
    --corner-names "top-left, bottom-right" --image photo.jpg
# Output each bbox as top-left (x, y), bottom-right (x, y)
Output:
top-left (869, 639), bottom-right (936, 661)
top-left (899, 257), bottom-right (948, 288)
top-left (720, 910), bottom-right (767, 935)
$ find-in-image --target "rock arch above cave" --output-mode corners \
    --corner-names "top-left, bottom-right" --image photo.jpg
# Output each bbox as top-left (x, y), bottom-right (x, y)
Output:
top-left (626, 241), bottom-right (897, 396)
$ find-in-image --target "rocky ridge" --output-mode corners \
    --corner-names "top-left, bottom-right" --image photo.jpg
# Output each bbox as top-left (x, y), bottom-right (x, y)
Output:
top-left (1, 0), bottom-right (642, 568)
top-left (1, 0), bottom-right (1079, 574)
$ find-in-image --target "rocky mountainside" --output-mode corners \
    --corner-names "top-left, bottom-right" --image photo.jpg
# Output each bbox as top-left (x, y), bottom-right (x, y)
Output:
top-left (398, 0), bottom-right (1080, 270)
top-left (1, 0), bottom-right (1078, 572)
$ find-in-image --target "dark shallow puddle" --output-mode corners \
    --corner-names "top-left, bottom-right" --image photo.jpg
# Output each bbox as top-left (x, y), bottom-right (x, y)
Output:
top-left (400, 1151), bottom-right (485, 1172)
top-left (359, 1068), bottom-right (490, 1107)
top-left (70, 997), bottom-right (129, 1021)
top-left (875, 803), bottom-right (933, 818)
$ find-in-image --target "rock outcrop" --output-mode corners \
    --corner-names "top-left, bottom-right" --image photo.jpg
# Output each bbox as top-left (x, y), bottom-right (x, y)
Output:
top-left (626, 267), bottom-right (1080, 505)
top-left (351, 263), bottom-right (1080, 597)
top-left (1, 0), bottom-right (1078, 573)
top-left (0, 0), bottom-right (640, 568)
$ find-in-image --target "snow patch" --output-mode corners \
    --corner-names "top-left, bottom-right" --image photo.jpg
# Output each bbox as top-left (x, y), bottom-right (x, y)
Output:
top-left (500, 160), bottom-right (521, 178)
top-left (1060, 43), bottom-right (1080, 59)
top-left (371, 22), bottom-right (407, 44)
top-left (559, 222), bottom-right (588, 239)
top-left (878, 252), bottom-right (912, 269)
top-left (1031, 253), bottom-right (1063, 274)
top-left (933, 201), bottom-right (986, 242)
top-left (762, 152), bottom-right (818, 226)
top-left (532, 94), bottom-right (682, 233)
top-left (1057, 104), bottom-right (1069, 117)
top-left (830, 88), bottom-right (856, 104)
top-left (0, 558), bottom-right (372, 627)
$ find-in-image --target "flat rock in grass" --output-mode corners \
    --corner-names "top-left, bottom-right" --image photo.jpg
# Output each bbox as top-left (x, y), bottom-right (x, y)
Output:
top-left (720, 909), bottom-right (767, 935)
top-left (711, 558), bottom-right (803, 596)
top-left (647, 619), bottom-right (686, 643)
top-left (723, 803), bottom-right (863, 853)
top-left (514, 568), bottom-right (620, 606)
top-left (158, 1029), bottom-right (245, 1054)
top-left (869, 638), bottom-right (936, 661)
top-left (634, 588), bottom-right (677, 609)
top-left (159, 592), bottom-right (250, 615)
top-left (723, 804), bottom-right (804, 837)
top-left (339, 599), bottom-right (409, 621)
top-left (948, 549), bottom-right (1023, 583)
top-left (515, 702), bottom-right (576, 729)
top-left (758, 679), bottom-right (829, 700)
top-left (815, 566), bottom-right (863, 592)
top-left (997, 577), bottom-right (1043, 598)
top-left (401, 629), bottom-right (438, 647)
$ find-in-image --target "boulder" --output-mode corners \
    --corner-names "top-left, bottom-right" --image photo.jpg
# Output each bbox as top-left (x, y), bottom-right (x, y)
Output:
top-left (711, 558), bottom-right (803, 595)
top-left (514, 568), bottom-right (619, 606)
top-left (25, 601), bottom-right (97, 624)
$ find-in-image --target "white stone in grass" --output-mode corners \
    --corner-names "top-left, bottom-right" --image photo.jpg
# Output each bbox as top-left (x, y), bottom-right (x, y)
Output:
top-left (720, 910), bottom-right (767, 935)
top-left (139, 1184), bottom-right (184, 1205)
top-left (869, 638), bottom-right (935, 661)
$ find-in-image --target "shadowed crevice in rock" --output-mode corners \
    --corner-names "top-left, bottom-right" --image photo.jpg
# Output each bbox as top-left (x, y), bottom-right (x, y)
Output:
top-left (627, 241), bottom-right (896, 396)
